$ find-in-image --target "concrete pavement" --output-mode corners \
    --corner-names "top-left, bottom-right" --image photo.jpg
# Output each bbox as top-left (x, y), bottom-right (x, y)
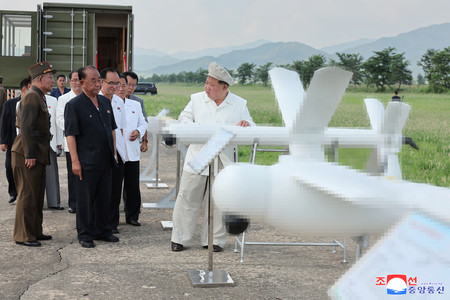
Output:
top-left (0, 141), bottom-right (360, 299)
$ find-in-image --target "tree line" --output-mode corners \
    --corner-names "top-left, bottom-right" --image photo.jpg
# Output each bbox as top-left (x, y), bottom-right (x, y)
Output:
top-left (141, 46), bottom-right (450, 93)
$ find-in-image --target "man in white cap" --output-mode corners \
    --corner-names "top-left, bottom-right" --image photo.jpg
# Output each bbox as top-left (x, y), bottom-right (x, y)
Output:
top-left (171, 62), bottom-right (255, 252)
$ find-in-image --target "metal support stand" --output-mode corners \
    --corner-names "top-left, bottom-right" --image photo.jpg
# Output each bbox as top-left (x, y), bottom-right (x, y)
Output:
top-left (140, 131), bottom-right (160, 182)
top-left (352, 235), bottom-right (369, 261)
top-left (234, 232), bottom-right (347, 263)
top-left (143, 143), bottom-right (186, 231)
top-left (188, 161), bottom-right (234, 287)
top-left (142, 146), bottom-right (183, 210)
top-left (235, 142), bottom-right (348, 263)
top-left (146, 134), bottom-right (169, 189)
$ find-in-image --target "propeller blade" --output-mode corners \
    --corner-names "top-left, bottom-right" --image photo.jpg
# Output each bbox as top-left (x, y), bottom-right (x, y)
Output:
top-left (381, 102), bottom-right (411, 135)
top-left (364, 98), bottom-right (385, 131)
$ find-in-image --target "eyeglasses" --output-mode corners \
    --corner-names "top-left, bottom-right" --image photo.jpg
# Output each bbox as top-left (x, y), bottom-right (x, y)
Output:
top-left (103, 80), bottom-right (120, 86)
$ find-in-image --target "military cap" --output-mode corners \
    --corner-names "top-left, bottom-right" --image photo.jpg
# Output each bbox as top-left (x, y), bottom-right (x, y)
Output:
top-left (28, 61), bottom-right (57, 79)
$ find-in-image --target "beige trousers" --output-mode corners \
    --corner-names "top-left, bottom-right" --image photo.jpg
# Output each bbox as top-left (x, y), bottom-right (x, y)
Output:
top-left (171, 170), bottom-right (227, 247)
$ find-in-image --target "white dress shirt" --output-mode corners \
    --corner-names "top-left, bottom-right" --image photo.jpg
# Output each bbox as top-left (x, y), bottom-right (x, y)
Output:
top-left (179, 91), bottom-right (255, 175)
top-left (45, 95), bottom-right (64, 152)
top-left (99, 91), bottom-right (127, 162)
top-left (56, 90), bottom-right (77, 152)
top-left (121, 98), bottom-right (148, 162)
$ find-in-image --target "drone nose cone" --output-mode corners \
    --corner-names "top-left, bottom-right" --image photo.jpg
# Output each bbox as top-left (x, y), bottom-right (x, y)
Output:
top-left (213, 163), bottom-right (270, 219)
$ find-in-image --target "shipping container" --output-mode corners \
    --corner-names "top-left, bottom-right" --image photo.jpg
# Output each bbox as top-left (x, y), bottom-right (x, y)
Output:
top-left (0, 2), bottom-right (133, 89)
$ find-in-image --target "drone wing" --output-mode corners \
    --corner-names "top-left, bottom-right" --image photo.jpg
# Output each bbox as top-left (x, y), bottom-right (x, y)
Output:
top-left (292, 161), bottom-right (391, 206)
top-left (292, 67), bottom-right (353, 134)
top-left (269, 67), bottom-right (305, 129)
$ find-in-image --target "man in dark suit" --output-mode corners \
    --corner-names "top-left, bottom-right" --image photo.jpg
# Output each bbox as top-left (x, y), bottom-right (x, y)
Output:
top-left (50, 74), bottom-right (70, 99)
top-left (0, 75), bottom-right (7, 136)
top-left (12, 62), bottom-right (56, 247)
top-left (0, 76), bottom-right (31, 204)
top-left (392, 91), bottom-right (401, 101)
top-left (65, 65), bottom-right (119, 248)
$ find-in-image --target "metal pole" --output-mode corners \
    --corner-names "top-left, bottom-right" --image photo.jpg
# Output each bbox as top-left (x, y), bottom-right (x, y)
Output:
top-left (70, 9), bottom-right (74, 70)
top-left (176, 148), bottom-right (181, 196)
top-left (208, 161), bottom-right (214, 271)
top-left (82, 10), bottom-right (86, 65)
top-left (155, 135), bottom-right (160, 187)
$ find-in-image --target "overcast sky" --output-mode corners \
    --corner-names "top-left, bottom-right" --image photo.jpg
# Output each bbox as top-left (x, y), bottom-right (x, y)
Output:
top-left (4, 0), bottom-right (450, 54)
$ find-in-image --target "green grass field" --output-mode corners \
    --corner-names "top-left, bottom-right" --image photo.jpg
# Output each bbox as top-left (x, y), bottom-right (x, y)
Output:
top-left (142, 83), bottom-right (449, 187)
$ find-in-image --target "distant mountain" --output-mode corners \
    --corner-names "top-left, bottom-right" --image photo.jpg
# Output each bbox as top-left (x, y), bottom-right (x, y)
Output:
top-left (337, 23), bottom-right (450, 76)
top-left (134, 54), bottom-right (181, 73)
top-left (134, 47), bottom-right (167, 57)
top-left (134, 40), bottom-right (272, 75)
top-left (150, 42), bottom-right (330, 74)
top-left (134, 23), bottom-right (450, 77)
top-left (320, 38), bottom-right (376, 54)
top-left (171, 39), bottom-right (272, 60)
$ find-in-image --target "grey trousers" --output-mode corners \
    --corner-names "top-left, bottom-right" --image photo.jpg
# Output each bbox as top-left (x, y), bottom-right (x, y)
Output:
top-left (46, 150), bottom-right (61, 208)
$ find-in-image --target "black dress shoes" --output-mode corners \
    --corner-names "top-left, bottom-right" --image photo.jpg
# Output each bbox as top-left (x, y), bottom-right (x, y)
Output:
top-left (37, 235), bottom-right (52, 241)
top-left (49, 205), bottom-right (64, 210)
top-left (203, 245), bottom-right (223, 252)
top-left (68, 207), bottom-right (76, 213)
top-left (171, 242), bottom-right (184, 252)
top-left (8, 196), bottom-right (17, 204)
top-left (16, 241), bottom-right (41, 247)
top-left (80, 240), bottom-right (96, 248)
top-left (126, 220), bottom-right (141, 226)
top-left (112, 228), bottom-right (120, 234)
top-left (95, 235), bottom-right (119, 242)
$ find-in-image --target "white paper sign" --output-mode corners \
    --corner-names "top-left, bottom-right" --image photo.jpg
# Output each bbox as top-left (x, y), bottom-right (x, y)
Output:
top-left (329, 212), bottom-right (450, 299)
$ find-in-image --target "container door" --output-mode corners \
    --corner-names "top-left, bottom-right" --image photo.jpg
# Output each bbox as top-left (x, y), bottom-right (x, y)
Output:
top-left (0, 11), bottom-right (37, 88)
top-left (95, 13), bottom-right (129, 73)
top-left (41, 7), bottom-right (88, 76)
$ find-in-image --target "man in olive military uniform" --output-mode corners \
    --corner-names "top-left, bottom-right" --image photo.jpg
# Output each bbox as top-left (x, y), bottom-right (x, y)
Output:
top-left (12, 62), bottom-right (56, 247)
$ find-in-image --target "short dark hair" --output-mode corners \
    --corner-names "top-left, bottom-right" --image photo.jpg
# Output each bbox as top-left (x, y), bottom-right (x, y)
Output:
top-left (122, 71), bottom-right (138, 83)
top-left (68, 70), bottom-right (78, 80)
top-left (100, 67), bottom-right (120, 79)
top-left (77, 65), bottom-right (97, 81)
top-left (56, 74), bottom-right (66, 80)
top-left (119, 74), bottom-right (128, 84)
top-left (20, 76), bottom-right (31, 90)
top-left (218, 80), bottom-right (228, 87)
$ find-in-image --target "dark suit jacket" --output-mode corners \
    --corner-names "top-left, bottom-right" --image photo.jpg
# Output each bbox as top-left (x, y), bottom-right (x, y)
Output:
top-left (12, 86), bottom-right (50, 165)
top-left (50, 87), bottom-right (70, 98)
top-left (64, 92), bottom-right (117, 171)
top-left (0, 96), bottom-right (20, 147)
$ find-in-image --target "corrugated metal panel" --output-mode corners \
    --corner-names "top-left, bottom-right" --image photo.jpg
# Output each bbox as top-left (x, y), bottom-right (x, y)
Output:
top-left (43, 9), bottom-right (87, 75)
